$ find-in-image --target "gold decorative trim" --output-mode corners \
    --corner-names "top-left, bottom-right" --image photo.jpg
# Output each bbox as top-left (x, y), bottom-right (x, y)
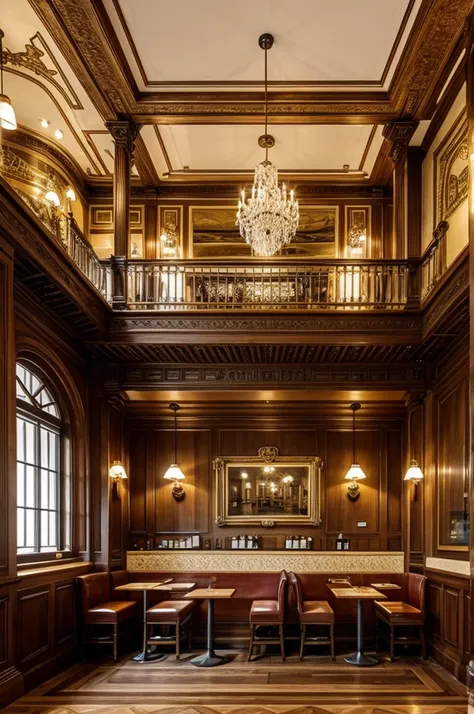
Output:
top-left (434, 110), bottom-right (468, 226)
top-left (127, 550), bottom-right (405, 574)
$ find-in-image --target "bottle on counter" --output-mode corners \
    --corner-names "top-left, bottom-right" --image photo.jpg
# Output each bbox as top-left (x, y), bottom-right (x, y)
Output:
top-left (343, 537), bottom-right (351, 550)
top-left (253, 535), bottom-right (259, 549)
top-left (307, 536), bottom-right (313, 550)
top-left (285, 535), bottom-right (292, 549)
top-left (300, 535), bottom-right (307, 549)
top-left (292, 535), bottom-right (300, 549)
top-left (239, 534), bottom-right (246, 549)
top-left (231, 535), bottom-right (238, 549)
top-left (336, 533), bottom-right (344, 550)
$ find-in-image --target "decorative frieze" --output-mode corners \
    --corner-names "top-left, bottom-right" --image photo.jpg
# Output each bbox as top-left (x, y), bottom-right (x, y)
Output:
top-left (127, 550), bottom-right (405, 574)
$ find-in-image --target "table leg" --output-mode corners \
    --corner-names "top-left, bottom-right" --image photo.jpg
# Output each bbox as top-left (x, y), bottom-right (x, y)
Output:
top-left (133, 590), bottom-right (167, 663)
top-left (190, 598), bottom-right (229, 667)
top-left (344, 599), bottom-right (378, 666)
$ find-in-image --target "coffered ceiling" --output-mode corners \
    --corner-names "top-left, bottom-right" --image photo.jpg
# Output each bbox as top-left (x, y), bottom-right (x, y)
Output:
top-left (0, 0), bottom-right (469, 187)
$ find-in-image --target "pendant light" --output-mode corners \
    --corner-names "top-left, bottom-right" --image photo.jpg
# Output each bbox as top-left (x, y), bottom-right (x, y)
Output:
top-left (163, 402), bottom-right (185, 500)
top-left (236, 33), bottom-right (299, 257)
top-left (344, 402), bottom-right (366, 500)
top-left (0, 30), bottom-right (17, 131)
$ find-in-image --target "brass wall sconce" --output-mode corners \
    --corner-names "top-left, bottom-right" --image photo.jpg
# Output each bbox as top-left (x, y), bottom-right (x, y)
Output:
top-left (163, 402), bottom-right (186, 500)
top-left (109, 460), bottom-right (128, 495)
top-left (344, 403), bottom-right (367, 500)
top-left (404, 455), bottom-right (424, 501)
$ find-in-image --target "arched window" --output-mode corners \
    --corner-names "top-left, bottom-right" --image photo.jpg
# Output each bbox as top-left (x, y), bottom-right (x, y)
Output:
top-left (16, 363), bottom-right (67, 555)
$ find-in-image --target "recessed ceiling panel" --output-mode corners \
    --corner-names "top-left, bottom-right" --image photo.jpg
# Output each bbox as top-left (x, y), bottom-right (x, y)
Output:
top-left (105, 0), bottom-right (419, 89)
top-left (141, 123), bottom-right (383, 178)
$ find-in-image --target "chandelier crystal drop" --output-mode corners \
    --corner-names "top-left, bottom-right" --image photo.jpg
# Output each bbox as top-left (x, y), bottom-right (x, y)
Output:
top-left (236, 33), bottom-right (299, 257)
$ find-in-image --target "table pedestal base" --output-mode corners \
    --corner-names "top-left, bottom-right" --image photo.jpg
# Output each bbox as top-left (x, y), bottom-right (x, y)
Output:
top-left (344, 651), bottom-right (378, 667)
top-left (133, 649), bottom-right (167, 663)
top-left (189, 651), bottom-right (229, 667)
top-left (344, 598), bottom-right (379, 667)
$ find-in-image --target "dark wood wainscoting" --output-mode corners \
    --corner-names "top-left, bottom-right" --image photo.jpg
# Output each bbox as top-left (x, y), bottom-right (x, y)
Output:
top-left (426, 569), bottom-right (471, 682)
top-left (15, 564), bottom-right (90, 692)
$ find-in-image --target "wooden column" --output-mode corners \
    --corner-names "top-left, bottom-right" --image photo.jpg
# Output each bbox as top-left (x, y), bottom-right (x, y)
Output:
top-left (0, 237), bottom-right (23, 706)
top-left (465, 8), bottom-right (474, 692)
top-left (144, 189), bottom-right (158, 259)
top-left (106, 117), bottom-right (140, 308)
top-left (90, 364), bottom-right (128, 571)
top-left (382, 120), bottom-right (419, 259)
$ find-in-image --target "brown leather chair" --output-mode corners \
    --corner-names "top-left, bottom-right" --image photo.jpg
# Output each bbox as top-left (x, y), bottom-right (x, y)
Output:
top-left (110, 569), bottom-right (130, 594)
top-left (289, 571), bottom-right (335, 660)
top-left (248, 569), bottom-right (287, 662)
top-left (146, 600), bottom-right (194, 660)
top-left (375, 573), bottom-right (426, 660)
top-left (78, 572), bottom-right (136, 660)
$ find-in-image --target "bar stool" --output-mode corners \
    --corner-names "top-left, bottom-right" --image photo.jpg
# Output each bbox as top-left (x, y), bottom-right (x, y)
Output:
top-left (248, 569), bottom-right (287, 662)
top-left (145, 600), bottom-right (195, 660)
top-left (289, 571), bottom-right (335, 660)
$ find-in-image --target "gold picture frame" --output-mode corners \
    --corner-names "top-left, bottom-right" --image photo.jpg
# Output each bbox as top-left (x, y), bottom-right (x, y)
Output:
top-left (214, 447), bottom-right (322, 527)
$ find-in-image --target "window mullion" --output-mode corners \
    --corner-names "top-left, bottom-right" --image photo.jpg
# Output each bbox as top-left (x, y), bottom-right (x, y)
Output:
top-left (36, 420), bottom-right (41, 552)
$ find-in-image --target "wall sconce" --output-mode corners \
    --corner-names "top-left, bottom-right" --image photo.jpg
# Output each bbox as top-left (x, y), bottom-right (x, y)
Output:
top-left (65, 187), bottom-right (76, 215)
top-left (348, 223), bottom-right (366, 257)
top-left (344, 402), bottom-right (366, 500)
top-left (163, 402), bottom-right (186, 500)
top-left (45, 190), bottom-right (61, 207)
top-left (160, 220), bottom-right (178, 258)
top-left (109, 460), bottom-right (127, 494)
top-left (404, 455), bottom-right (424, 501)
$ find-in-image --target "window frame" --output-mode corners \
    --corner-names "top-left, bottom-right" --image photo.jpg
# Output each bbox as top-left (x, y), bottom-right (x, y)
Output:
top-left (16, 363), bottom-right (72, 564)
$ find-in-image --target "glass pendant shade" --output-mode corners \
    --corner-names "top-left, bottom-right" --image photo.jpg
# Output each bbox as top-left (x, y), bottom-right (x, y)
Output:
top-left (109, 461), bottom-right (127, 479)
top-left (344, 464), bottom-right (366, 481)
top-left (404, 459), bottom-right (424, 482)
top-left (164, 464), bottom-right (185, 481)
top-left (0, 94), bottom-right (16, 130)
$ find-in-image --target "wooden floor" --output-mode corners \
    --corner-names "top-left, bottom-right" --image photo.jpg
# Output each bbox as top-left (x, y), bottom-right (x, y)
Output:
top-left (3, 650), bottom-right (468, 714)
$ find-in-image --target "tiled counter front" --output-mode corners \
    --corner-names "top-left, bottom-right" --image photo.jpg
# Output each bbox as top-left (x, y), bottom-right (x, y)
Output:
top-left (127, 550), bottom-right (404, 573)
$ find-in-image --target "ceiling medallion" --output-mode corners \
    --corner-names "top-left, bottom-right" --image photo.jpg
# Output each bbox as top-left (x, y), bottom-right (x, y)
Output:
top-left (236, 33), bottom-right (299, 257)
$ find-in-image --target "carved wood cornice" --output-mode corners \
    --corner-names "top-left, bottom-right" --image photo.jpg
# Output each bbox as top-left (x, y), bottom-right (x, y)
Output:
top-left (27, 0), bottom-right (471, 126)
top-left (382, 120), bottom-right (420, 163)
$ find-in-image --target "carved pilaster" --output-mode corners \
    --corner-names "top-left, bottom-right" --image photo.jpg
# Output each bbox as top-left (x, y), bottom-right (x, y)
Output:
top-left (383, 120), bottom-right (419, 259)
top-left (106, 117), bottom-right (140, 258)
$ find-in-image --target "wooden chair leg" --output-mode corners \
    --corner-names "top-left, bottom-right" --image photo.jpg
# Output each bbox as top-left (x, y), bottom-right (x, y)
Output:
top-left (113, 623), bottom-right (118, 662)
top-left (420, 625), bottom-right (426, 659)
top-left (248, 624), bottom-right (255, 662)
top-left (279, 624), bottom-right (285, 662)
top-left (176, 622), bottom-right (180, 660)
top-left (330, 623), bottom-right (335, 661)
top-left (389, 625), bottom-right (395, 661)
top-left (299, 624), bottom-right (305, 661)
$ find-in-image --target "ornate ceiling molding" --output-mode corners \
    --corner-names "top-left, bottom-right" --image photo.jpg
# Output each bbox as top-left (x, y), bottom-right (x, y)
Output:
top-left (382, 120), bottom-right (420, 163)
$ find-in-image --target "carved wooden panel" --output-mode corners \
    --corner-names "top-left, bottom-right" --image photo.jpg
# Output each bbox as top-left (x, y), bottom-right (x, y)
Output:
top-left (427, 581), bottom-right (442, 642)
top-left (443, 587), bottom-right (461, 649)
top-left (18, 587), bottom-right (50, 664)
top-left (54, 582), bottom-right (76, 647)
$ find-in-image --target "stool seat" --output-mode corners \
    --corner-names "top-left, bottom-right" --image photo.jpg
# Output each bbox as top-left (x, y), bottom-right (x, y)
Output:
top-left (301, 600), bottom-right (334, 624)
top-left (146, 600), bottom-right (194, 624)
top-left (86, 600), bottom-right (136, 624)
top-left (249, 599), bottom-right (280, 624)
top-left (375, 601), bottom-right (423, 623)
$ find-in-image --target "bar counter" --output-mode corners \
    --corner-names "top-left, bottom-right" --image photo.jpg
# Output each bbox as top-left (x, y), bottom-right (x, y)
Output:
top-left (127, 550), bottom-right (404, 574)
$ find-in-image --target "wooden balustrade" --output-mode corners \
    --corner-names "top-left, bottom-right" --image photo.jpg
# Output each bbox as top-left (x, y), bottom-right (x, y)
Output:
top-left (125, 259), bottom-right (412, 311)
top-left (420, 221), bottom-right (449, 302)
top-left (64, 218), bottom-right (112, 303)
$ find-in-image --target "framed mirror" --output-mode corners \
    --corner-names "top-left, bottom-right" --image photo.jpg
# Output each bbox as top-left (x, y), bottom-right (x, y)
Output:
top-left (214, 447), bottom-right (322, 527)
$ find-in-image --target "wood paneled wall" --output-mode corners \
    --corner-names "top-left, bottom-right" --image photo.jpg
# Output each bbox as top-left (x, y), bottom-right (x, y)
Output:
top-left (127, 412), bottom-right (404, 551)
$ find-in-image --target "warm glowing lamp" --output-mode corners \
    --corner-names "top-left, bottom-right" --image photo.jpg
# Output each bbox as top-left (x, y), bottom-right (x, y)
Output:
top-left (163, 403), bottom-right (185, 500)
top-left (344, 403), bottom-right (366, 500)
top-left (0, 30), bottom-right (17, 131)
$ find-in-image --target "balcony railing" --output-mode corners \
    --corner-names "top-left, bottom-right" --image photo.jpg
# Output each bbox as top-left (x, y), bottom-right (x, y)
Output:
top-left (125, 259), bottom-right (413, 311)
top-left (421, 221), bottom-right (448, 302)
top-left (65, 219), bottom-right (112, 303)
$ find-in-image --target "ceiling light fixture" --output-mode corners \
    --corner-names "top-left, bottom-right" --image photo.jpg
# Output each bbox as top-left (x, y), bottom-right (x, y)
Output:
top-left (0, 30), bottom-right (17, 131)
top-left (236, 33), bottom-right (298, 257)
top-left (40, 119), bottom-right (50, 129)
top-left (54, 129), bottom-right (63, 140)
top-left (163, 402), bottom-right (186, 500)
top-left (344, 402), bottom-right (366, 500)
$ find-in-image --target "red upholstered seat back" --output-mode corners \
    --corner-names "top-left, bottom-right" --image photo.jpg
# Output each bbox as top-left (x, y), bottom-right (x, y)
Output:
top-left (78, 573), bottom-right (110, 618)
top-left (110, 569), bottom-right (130, 596)
top-left (407, 573), bottom-right (426, 613)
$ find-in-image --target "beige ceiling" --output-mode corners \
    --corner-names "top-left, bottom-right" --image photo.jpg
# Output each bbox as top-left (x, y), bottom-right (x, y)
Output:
top-left (104, 0), bottom-right (420, 91)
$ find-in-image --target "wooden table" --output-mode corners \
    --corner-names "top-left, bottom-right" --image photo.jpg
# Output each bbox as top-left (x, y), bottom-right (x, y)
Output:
top-left (370, 582), bottom-right (402, 590)
top-left (328, 585), bottom-right (386, 667)
top-left (115, 580), bottom-right (172, 662)
top-left (184, 588), bottom-right (235, 667)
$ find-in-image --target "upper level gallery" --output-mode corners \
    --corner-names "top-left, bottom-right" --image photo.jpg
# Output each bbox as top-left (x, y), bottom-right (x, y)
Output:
top-left (0, 0), bottom-right (469, 321)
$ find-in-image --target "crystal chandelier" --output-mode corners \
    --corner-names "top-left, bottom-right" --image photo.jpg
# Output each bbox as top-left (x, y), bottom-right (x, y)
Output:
top-left (236, 33), bottom-right (298, 257)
